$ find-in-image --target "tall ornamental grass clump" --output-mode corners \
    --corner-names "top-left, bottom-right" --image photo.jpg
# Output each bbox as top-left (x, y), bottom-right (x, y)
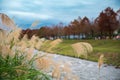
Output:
top-left (0, 13), bottom-right (79, 79)
top-left (40, 39), bottom-right (63, 53)
top-left (0, 28), bottom-right (78, 80)
top-left (0, 52), bottom-right (51, 80)
top-left (0, 29), bottom-right (51, 80)
top-left (71, 42), bottom-right (93, 58)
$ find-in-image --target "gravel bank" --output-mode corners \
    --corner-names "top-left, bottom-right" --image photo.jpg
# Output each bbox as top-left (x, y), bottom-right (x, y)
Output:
top-left (39, 51), bottom-right (120, 80)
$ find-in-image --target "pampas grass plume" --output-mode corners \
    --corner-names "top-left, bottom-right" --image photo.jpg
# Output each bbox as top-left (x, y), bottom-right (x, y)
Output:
top-left (98, 54), bottom-right (104, 69)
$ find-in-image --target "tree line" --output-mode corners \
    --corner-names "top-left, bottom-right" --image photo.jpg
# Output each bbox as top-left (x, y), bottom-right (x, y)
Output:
top-left (21, 7), bottom-right (120, 39)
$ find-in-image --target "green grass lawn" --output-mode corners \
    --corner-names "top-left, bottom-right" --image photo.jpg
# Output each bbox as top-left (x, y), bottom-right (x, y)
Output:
top-left (41, 39), bottom-right (120, 66)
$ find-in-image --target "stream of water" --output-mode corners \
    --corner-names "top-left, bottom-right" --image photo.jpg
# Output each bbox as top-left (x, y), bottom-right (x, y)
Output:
top-left (38, 51), bottom-right (120, 80)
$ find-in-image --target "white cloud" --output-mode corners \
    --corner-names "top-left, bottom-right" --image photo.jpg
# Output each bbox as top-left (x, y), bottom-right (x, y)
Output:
top-left (33, 0), bottom-right (43, 5)
top-left (79, 0), bottom-right (94, 5)
top-left (7, 11), bottom-right (52, 20)
top-left (0, 0), bottom-right (120, 28)
top-left (1, 0), bottom-right (23, 9)
top-left (9, 1), bottom-right (23, 8)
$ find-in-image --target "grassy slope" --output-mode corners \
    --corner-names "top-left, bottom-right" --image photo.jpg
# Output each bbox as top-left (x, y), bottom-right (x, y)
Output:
top-left (41, 39), bottom-right (120, 66)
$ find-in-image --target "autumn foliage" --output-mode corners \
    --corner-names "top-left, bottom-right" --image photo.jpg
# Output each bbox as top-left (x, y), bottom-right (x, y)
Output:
top-left (21, 7), bottom-right (120, 40)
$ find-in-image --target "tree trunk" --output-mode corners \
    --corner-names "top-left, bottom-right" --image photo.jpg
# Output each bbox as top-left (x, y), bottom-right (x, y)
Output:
top-left (91, 30), bottom-right (94, 38)
top-left (109, 31), bottom-right (112, 39)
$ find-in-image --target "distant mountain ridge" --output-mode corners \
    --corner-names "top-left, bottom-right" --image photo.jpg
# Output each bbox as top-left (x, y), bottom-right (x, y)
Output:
top-left (0, 13), bottom-right (16, 31)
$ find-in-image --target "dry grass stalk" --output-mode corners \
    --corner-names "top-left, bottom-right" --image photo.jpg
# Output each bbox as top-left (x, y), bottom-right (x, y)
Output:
top-left (72, 75), bottom-right (79, 80)
top-left (35, 57), bottom-right (54, 72)
top-left (6, 28), bottom-right (21, 44)
top-left (71, 42), bottom-right (93, 58)
top-left (0, 13), bottom-right (16, 29)
top-left (0, 29), bottom-right (6, 44)
top-left (98, 54), bottom-right (104, 80)
top-left (82, 42), bottom-right (93, 53)
top-left (17, 35), bottom-right (43, 50)
top-left (63, 75), bottom-right (69, 80)
top-left (25, 47), bottom-right (34, 61)
top-left (63, 74), bottom-right (79, 80)
top-left (62, 63), bottom-right (72, 73)
top-left (52, 66), bottom-right (61, 80)
top-left (47, 39), bottom-right (62, 52)
top-left (98, 54), bottom-right (104, 69)
top-left (72, 43), bottom-right (87, 58)
top-left (28, 35), bottom-right (43, 49)
top-left (40, 40), bottom-right (51, 51)
top-left (30, 20), bottom-right (39, 28)
top-left (0, 45), bottom-right (14, 58)
top-left (22, 34), bottom-right (28, 41)
top-left (35, 40), bottom-right (42, 50)
top-left (50, 39), bottom-right (62, 46)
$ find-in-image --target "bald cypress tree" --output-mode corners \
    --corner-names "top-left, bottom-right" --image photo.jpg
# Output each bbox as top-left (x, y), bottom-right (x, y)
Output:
top-left (95, 7), bottom-right (119, 39)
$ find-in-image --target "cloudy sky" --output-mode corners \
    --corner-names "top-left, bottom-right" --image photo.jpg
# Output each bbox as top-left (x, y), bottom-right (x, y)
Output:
top-left (0, 0), bottom-right (120, 29)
